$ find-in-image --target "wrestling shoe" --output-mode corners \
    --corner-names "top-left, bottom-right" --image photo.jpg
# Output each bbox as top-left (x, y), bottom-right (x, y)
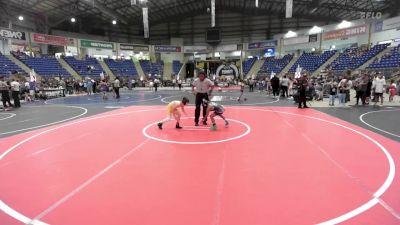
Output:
top-left (225, 120), bottom-right (229, 127)
top-left (209, 125), bottom-right (217, 131)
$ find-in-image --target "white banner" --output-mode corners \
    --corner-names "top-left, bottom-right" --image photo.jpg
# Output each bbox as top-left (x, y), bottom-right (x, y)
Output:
top-left (283, 36), bottom-right (309, 45)
top-left (286, 0), bottom-right (293, 18)
top-left (382, 16), bottom-right (400, 31)
top-left (143, 7), bottom-right (149, 38)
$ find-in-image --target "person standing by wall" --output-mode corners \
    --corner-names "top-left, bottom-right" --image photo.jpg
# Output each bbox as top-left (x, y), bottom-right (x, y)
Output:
top-left (249, 79), bottom-right (255, 92)
top-left (113, 77), bottom-right (120, 99)
top-left (280, 75), bottom-right (289, 98)
top-left (388, 80), bottom-right (397, 102)
top-left (373, 73), bottom-right (385, 106)
top-left (0, 76), bottom-right (13, 109)
top-left (192, 71), bottom-right (214, 126)
top-left (298, 74), bottom-right (309, 109)
top-left (10, 79), bottom-right (21, 108)
top-left (271, 75), bottom-right (280, 97)
top-left (178, 79), bottom-right (182, 91)
top-left (154, 78), bottom-right (160, 92)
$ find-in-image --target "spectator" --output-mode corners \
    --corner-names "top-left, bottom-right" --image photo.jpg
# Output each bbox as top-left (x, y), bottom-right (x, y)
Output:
top-left (0, 76), bottom-right (13, 108)
top-left (113, 77), bottom-right (120, 99)
top-left (271, 75), bottom-right (280, 97)
top-left (328, 79), bottom-right (338, 106)
top-left (373, 73), bottom-right (385, 106)
top-left (388, 80), bottom-right (397, 102)
top-left (178, 79), bottom-right (182, 91)
top-left (10, 79), bottom-right (21, 108)
top-left (280, 75), bottom-right (289, 98)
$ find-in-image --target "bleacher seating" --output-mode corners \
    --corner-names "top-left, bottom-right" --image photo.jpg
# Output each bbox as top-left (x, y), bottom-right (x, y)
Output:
top-left (258, 54), bottom-right (293, 75)
top-left (368, 45), bottom-right (400, 69)
top-left (19, 55), bottom-right (70, 77)
top-left (140, 60), bottom-right (164, 76)
top-left (64, 56), bottom-right (103, 77)
top-left (173, 60), bottom-right (182, 75)
top-left (243, 58), bottom-right (257, 75)
top-left (289, 50), bottom-right (336, 73)
top-left (0, 53), bottom-right (24, 75)
top-left (104, 59), bottom-right (139, 77)
top-left (331, 44), bottom-right (390, 71)
top-left (151, 61), bottom-right (164, 75)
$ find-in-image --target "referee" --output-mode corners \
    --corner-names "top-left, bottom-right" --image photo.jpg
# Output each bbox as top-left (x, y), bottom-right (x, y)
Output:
top-left (192, 71), bottom-right (214, 126)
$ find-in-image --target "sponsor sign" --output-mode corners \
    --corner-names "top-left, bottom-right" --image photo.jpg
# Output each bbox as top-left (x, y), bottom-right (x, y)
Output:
top-left (248, 40), bottom-right (277, 49)
top-left (120, 44), bottom-right (149, 51)
top-left (264, 48), bottom-right (275, 57)
top-left (323, 25), bottom-right (367, 40)
top-left (32, 33), bottom-right (68, 46)
top-left (154, 45), bottom-right (181, 52)
top-left (216, 64), bottom-right (239, 78)
top-left (80, 39), bottom-right (114, 49)
top-left (0, 28), bottom-right (26, 40)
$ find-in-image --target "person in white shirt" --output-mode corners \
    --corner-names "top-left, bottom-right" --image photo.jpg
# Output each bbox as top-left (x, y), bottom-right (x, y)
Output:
top-left (373, 74), bottom-right (385, 106)
top-left (338, 77), bottom-right (352, 106)
top-left (192, 71), bottom-right (214, 126)
top-left (177, 79), bottom-right (182, 91)
top-left (154, 78), bottom-right (160, 92)
top-left (280, 75), bottom-right (290, 98)
top-left (132, 79), bottom-right (136, 88)
top-left (113, 77), bottom-right (120, 99)
top-left (10, 79), bottom-right (21, 107)
top-left (172, 79), bottom-right (176, 89)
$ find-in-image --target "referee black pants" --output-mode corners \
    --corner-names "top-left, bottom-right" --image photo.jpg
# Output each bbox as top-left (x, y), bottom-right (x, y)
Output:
top-left (195, 93), bottom-right (209, 124)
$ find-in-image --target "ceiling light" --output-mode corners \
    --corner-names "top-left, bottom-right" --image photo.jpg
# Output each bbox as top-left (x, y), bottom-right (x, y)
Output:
top-left (285, 30), bottom-right (297, 38)
top-left (71, 17), bottom-right (76, 23)
top-left (112, 20), bottom-right (117, 25)
top-left (338, 20), bottom-right (351, 29)
top-left (309, 25), bottom-right (322, 34)
top-left (18, 16), bottom-right (24, 21)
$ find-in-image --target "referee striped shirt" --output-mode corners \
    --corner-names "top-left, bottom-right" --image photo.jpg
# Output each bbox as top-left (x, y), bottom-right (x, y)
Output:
top-left (192, 78), bottom-right (214, 93)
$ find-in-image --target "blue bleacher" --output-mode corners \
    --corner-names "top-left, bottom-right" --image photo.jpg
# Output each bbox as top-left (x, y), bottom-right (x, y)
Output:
top-left (64, 56), bottom-right (103, 77)
top-left (258, 54), bottom-right (293, 75)
top-left (367, 45), bottom-right (400, 69)
top-left (331, 44), bottom-right (390, 71)
top-left (0, 53), bottom-right (24, 76)
top-left (173, 60), bottom-right (182, 75)
top-left (289, 50), bottom-right (336, 73)
top-left (243, 58), bottom-right (257, 75)
top-left (140, 60), bottom-right (164, 76)
top-left (19, 55), bottom-right (70, 77)
top-left (104, 59), bottom-right (139, 78)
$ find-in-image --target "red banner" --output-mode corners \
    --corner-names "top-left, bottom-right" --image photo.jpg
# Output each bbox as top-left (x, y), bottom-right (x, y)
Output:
top-left (323, 25), bottom-right (367, 41)
top-left (32, 33), bottom-right (68, 46)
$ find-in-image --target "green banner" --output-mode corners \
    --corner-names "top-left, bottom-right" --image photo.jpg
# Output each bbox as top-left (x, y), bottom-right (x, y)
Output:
top-left (80, 39), bottom-right (114, 49)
